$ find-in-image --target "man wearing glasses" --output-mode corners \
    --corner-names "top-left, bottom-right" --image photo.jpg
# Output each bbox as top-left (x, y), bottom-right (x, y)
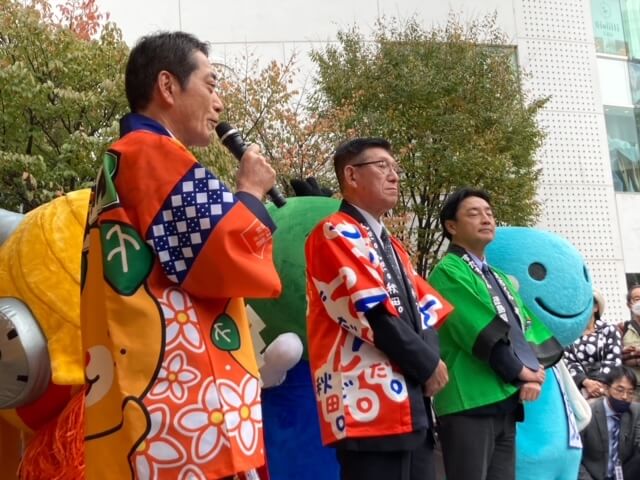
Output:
top-left (579, 365), bottom-right (640, 480)
top-left (305, 137), bottom-right (452, 480)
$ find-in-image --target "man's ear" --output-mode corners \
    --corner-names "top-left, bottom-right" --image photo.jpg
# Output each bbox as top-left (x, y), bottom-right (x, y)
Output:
top-left (156, 70), bottom-right (177, 106)
top-left (444, 219), bottom-right (456, 238)
top-left (343, 165), bottom-right (358, 188)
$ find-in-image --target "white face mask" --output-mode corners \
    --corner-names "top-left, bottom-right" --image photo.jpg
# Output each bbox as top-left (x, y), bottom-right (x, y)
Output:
top-left (631, 302), bottom-right (640, 317)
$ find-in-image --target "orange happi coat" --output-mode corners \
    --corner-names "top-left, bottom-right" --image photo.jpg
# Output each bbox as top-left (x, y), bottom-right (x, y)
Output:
top-left (306, 209), bottom-right (451, 446)
top-left (81, 116), bottom-right (281, 480)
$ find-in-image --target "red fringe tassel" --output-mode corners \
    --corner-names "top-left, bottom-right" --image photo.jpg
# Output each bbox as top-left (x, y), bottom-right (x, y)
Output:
top-left (18, 389), bottom-right (85, 480)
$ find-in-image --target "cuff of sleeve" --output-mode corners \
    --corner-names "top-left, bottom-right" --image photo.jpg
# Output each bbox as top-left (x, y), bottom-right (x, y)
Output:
top-left (489, 341), bottom-right (524, 383)
top-left (472, 315), bottom-right (510, 362)
top-left (236, 191), bottom-right (276, 233)
top-left (574, 372), bottom-right (587, 387)
top-left (365, 304), bottom-right (439, 384)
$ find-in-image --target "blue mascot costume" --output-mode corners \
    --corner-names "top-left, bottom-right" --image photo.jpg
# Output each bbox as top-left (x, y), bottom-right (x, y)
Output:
top-left (487, 227), bottom-right (593, 480)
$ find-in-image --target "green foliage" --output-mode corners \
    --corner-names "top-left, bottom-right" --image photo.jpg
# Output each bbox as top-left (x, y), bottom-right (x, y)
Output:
top-left (0, 0), bottom-right (128, 211)
top-left (0, 0), bottom-right (326, 211)
top-left (311, 14), bottom-right (547, 275)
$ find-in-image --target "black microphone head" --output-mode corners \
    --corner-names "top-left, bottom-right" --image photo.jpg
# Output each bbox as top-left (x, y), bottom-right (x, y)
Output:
top-left (215, 122), bottom-right (246, 161)
top-left (215, 122), bottom-right (287, 207)
top-left (215, 122), bottom-right (234, 139)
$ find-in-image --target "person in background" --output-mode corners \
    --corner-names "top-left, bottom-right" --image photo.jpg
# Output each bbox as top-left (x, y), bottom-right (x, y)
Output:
top-left (565, 291), bottom-right (623, 399)
top-left (578, 366), bottom-right (640, 480)
top-left (621, 284), bottom-right (640, 401)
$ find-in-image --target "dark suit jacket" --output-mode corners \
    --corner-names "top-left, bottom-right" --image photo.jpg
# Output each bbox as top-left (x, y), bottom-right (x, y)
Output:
top-left (578, 398), bottom-right (640, 480)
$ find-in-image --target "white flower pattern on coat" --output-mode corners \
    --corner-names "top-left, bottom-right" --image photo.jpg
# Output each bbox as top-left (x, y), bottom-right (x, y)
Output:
top-left (159, 287), bottom-right (205, 353)
top-left (218, 374), bottom-right (262, 456)
top-left (148, 350), bottom-right (200, 403)
top-left (175, 377), bottom-right (229, 463)
top-left (132, 404), bottom-right (187, 479)
top-left (177, 465), bottom-right (207, 480)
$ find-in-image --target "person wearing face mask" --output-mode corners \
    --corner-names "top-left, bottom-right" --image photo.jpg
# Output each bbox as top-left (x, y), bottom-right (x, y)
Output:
top-left (578, 366), bottom-right (640, 480)
top-left (565, 291), bottom-right (623, 399)
top-left (621, 284), bottom-right (640, 401)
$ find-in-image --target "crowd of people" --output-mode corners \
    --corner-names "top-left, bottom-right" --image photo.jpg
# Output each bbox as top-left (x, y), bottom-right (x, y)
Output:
top-left (77, 29), bottom-right (640, 480)
top-left (563, 287), bottom-right (640, 479)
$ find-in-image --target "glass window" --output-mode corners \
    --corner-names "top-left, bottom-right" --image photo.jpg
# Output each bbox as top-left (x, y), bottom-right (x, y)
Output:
top-left (629, 61), bottom-right (640, 104)
top-left (598, 57), bottom-right (633, 105)
top-left (592, 0), bottom-right (628, 55)
top-left (605, 106), bottom-right (640, 191)
top-left (621, 1), bottom-right (640, 60)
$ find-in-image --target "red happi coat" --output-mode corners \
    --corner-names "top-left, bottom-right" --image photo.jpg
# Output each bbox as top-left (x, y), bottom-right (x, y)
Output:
top-left (305, 210), bottom-right (452, 445)
top-left (81, 119), bottom-right (281, 479)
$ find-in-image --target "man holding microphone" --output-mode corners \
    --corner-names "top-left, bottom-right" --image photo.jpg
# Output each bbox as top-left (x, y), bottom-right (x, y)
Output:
top-left (81, 32), bottom-right (281, 479)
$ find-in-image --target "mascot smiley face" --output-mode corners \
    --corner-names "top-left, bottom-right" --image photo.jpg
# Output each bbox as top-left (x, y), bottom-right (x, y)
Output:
top-left (81, 198), bottom-right (165, 478)
top-left (82, 274), bottom-right (163, 440)
top-left (486, 228), bottom-right (593, 480)
top-left (486, 226), bottom-right (593, 346)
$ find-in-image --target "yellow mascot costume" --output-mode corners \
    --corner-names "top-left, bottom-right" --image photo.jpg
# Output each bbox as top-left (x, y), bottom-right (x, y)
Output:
top-left (0, 190), bottom-right (89, 480)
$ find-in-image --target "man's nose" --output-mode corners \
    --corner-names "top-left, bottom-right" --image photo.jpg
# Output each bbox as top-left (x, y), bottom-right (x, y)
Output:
top-left (387, 167), bottom-right (400, 180)
top-left (212, 92), bottom-right (224, 114)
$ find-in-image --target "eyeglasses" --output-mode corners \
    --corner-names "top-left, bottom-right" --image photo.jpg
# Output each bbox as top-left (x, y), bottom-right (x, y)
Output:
top-left (350, 160), bottom-right (403, 176)
top-left (610, 386), bottom-right (635, 398)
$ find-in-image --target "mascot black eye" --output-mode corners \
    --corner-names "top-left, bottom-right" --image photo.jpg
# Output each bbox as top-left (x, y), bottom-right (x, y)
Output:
top-left (583, 265), bottom-right (589, 282)
top-left (528, 262), bottom-right (547, 281)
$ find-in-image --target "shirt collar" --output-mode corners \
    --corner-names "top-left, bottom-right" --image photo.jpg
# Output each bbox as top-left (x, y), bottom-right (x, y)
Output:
top-left (467, 250), bottom-right (487, 271)
top-left (603, 397), bottom-right (617, 418)
top-left (119, 113), bottom-right (173, 138)
top-left (352, 205), bottom-right (384, 240)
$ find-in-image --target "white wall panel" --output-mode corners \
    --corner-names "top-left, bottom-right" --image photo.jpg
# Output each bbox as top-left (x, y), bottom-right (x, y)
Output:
top-left (535, 111), bottom-right (612, 185)
top-left (616, 194), bottom-right (640, 273)
top-left (516, 0), bottom-right (627, 321)
top-left (516, 0), bottom-right (592, 43)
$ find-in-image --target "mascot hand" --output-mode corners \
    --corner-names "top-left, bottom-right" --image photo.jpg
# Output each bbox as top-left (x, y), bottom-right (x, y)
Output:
top-left (290, 177), bottom-right (333, 197)
top-left (259, 332), bottom-right (303, 388)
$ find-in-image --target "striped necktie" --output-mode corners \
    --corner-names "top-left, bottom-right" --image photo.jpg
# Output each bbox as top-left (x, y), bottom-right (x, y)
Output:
top-left (610, 413), bottom-right (621, 472)
top-left (380, 229), bottom-right (402, 279)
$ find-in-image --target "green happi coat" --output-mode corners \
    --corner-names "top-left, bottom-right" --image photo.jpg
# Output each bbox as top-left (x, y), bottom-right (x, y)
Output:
top-left (429, 252), bottom-right (562, 417)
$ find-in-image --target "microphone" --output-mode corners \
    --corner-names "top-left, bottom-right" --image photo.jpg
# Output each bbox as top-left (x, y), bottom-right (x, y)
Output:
top-left (215, 122), bottom-right (286, 208)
